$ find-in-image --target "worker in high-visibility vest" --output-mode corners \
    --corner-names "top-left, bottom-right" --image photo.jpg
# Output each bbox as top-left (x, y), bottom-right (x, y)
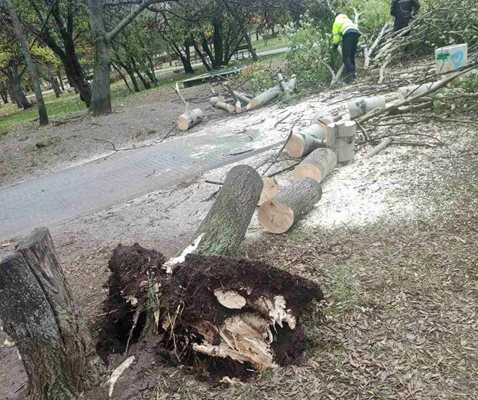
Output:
top-left (332, 14), bottom-right (361, 84)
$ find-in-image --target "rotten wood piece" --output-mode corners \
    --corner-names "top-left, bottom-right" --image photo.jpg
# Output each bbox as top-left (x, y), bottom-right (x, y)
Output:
top-left (258, 178), bottom-right (323, 234)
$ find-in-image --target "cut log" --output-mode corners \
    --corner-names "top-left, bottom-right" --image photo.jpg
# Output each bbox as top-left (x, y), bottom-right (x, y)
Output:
top-left (397, 81), bottom-right (442, 100)
top-left (0, 228), bottom-right (92, 400)
top-left (312, 110), bottom-right (334, 125)
top-left (286, 75), bottom-right (297, 93)
top-left (235, 100), bottom-right (242, 114)
top-left (336, 121), bottom-right (357, 165)
top-left (177, 108), bottom-right (204, 131)
top-left (258, 177), bottom-right (279, 206)
top-left (277, 72), bottom-right (289, 92)
top-left (210, 95), bottom-right (226, 106)
top-left (215, 101), bottom-right (236, 113)
top-left (192, 165), bottom-right (263, 255)
top-left (364, 137), bottom-right (394, 158)
top-left (285, 132), bottom-right (325, 158)
top-left (246, 85), bottom-right (282, 110)
top-left (326, 123), bottom-right (338, 150)
top-left (258, 178), bottom-right (322, 234)
top-left (293, 148), bottom-right (337, 183)
top-left (348, 96), bottom-right (386, 119)
top-left (233, 91), bottom-right (252, 104)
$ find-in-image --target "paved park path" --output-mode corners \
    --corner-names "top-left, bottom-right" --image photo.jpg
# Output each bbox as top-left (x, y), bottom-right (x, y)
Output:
top-left (0, 130), bottom-right (279, 241)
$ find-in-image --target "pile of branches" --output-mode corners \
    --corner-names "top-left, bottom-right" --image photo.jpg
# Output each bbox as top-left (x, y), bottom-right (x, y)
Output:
top-left (363, 0), bottom-right (478, 78)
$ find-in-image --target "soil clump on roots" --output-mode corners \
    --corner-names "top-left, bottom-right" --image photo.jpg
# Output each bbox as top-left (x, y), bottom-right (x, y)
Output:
top-left (97, 243), bottom-right (323, 379)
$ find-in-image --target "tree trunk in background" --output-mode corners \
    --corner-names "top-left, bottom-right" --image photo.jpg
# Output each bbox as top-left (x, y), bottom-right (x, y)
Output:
top-left (111, 62), bottom-right (133, 92)
top-left (48, 67), bottom-right (62, 97)
top-left (212, 18), bottom-right (224, 68)
top-left (0, 228), bottom-right (93, 400)
top-left (244, 31), bottom-right (258, 62)
top-left (87, 0), bottom-right (112, 115)
top-left (57, 68), bottom-right (65, 91)
top-left (3, 0), bottom-right (48, 125)
top-left (8, 66), bottom-right (32, 110)
top-left (0, 81), bottom-right (8, 103)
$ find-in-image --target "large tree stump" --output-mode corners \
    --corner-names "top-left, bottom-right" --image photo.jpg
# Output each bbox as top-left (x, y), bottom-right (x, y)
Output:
top-left (258, 178), bottom-right (322, 234)
top-left (192, 165), bottom-right (263, 255)
top-left (0, 228), bottom-right (91, 400)
top-left (293, 148), bottom-right (337, 183)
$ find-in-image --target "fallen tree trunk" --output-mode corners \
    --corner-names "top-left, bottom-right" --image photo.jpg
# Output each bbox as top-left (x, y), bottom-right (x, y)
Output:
top-left (177, 108), bottom-right (204, 131)
top-left (293, 148), bottom-right (337, 183)
top-left (258, 178), bottom-right (322, 234)
top-left (192, 164), bottom-right (263, 255)
top-left (365, 137), bottom-right (394, 158)
top-left (214, 101), bottom-right (236, 113)
top-left (0, 228), bottom-right (93, 399)
top-left (397, 81), bottom-right (442, 100)
top-left (247, 86), bottom-right (282, 110)
top-left (258, 177), bottom-right (279, 206)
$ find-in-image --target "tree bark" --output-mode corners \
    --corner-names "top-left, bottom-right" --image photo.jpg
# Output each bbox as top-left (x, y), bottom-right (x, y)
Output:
top-left (258, 178), bottom-right (323, 234)
top-left (293, 148), bottom-right (337, 183)
top-left (192, 165), bottom-right (263, 255)
top-left (87, 0), bottom-right (112, 115)
top-left (0, 228), bottom-right (92, 399)
top-left (8, 66), bottom-right (32, 110)
top-left (112, 62), bottom-right (133, 93)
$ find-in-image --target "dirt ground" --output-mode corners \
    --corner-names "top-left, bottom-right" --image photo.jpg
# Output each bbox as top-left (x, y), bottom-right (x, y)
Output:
top-left (0, 84), bottom-right (220, 186)
top-left (1, 71), bottom-right (478, 399)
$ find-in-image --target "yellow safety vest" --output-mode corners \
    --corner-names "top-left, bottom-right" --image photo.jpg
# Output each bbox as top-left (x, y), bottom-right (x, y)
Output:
top-left (332, 14), bottom-right (358, 45)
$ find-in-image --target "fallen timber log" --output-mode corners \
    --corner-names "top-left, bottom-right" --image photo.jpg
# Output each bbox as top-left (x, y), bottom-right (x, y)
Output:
top-left (258, 177), bottom-right (279, 206)
top-left (177, 108), bottom-right (204, 131)
top-left (293, 148), bottom-right (337, 183)
top-left (258, 178), bottom-right (323, 234)
top-left (247, 85), bottom-right (282, 110)
top-left (98, 165), bottom-right (323, 377)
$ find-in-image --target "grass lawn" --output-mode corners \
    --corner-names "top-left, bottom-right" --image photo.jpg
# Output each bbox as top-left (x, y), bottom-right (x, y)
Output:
top-left (0, 44), bottom-right (289, 137)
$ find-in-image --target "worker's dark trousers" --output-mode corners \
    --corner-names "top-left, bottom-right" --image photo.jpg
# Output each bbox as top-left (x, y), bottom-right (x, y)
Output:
top-left (342, 32), bottom-right (360, 83)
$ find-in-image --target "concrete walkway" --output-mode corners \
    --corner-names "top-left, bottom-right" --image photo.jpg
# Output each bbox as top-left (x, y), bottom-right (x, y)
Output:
top-left (0, 131), bottom-right (279, 241)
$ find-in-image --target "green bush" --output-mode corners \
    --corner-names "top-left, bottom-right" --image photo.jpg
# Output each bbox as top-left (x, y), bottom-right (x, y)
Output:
top-left (285, 15), bottom-right (341, 89)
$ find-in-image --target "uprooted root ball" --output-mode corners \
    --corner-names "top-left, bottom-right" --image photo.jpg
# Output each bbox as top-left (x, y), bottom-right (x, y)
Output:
top-left (97, 243), bottom-right (323, 378)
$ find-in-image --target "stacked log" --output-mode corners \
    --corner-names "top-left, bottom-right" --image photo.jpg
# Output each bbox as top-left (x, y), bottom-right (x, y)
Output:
top-left (258, 178), bottom-right (322, 234)
top-left (293, 148), bottom-right (337, 183)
